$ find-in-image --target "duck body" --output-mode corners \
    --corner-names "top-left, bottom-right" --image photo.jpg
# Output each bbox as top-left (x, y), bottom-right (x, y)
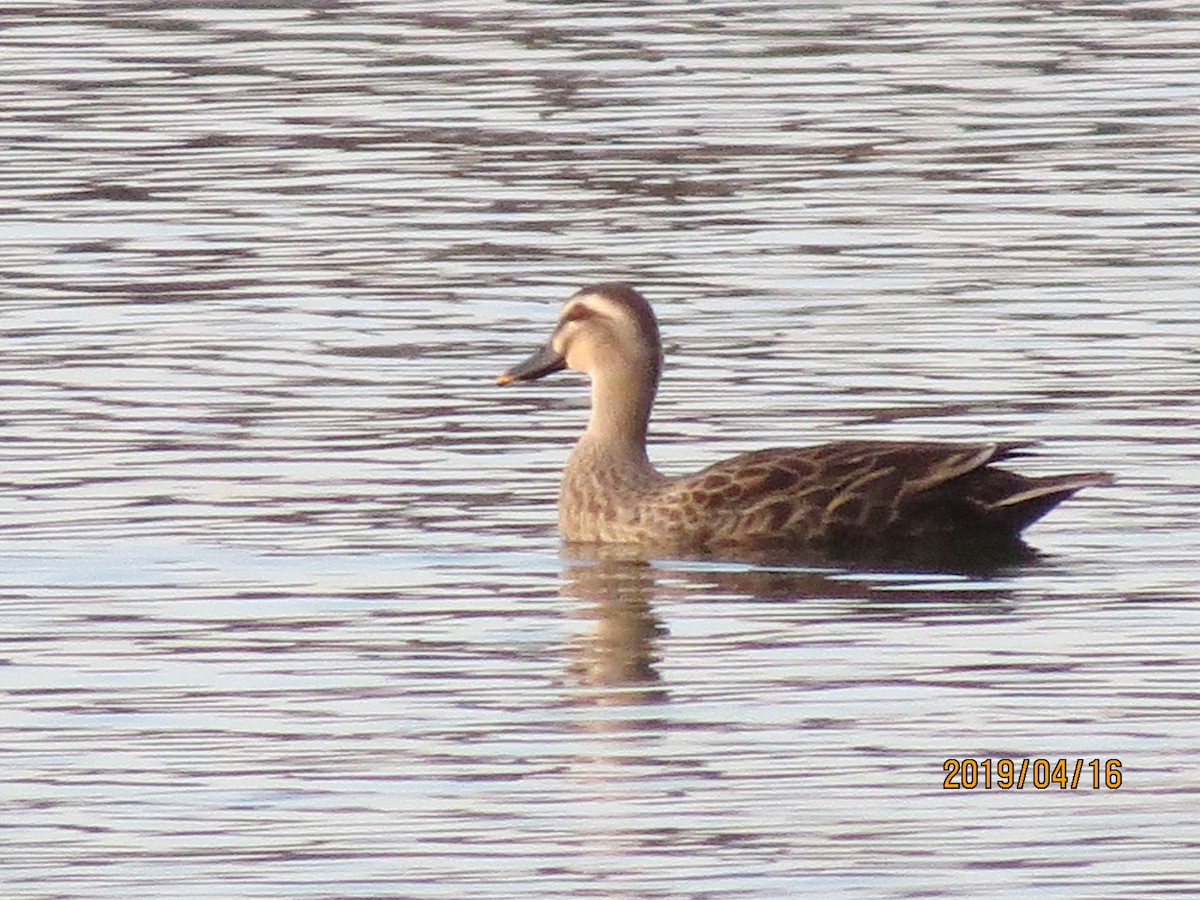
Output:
top-left (499, 283), bottom-right (1112, 560)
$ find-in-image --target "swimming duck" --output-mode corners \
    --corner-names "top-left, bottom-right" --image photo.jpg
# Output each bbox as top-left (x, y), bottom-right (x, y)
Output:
top-left (497, 283), bottom-right (1112, 559)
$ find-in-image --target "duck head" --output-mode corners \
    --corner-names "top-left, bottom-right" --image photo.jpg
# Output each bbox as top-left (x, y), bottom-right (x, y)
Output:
top-left (497, 283), bottom-right (663, 388)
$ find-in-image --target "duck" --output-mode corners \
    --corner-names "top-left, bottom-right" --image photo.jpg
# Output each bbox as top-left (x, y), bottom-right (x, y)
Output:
top-left (497, 283), bottom-right (1112, 561)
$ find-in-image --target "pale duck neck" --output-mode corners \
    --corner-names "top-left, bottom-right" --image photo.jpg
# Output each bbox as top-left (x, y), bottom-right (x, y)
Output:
top-left (578, 360), bottom-right (659, 475)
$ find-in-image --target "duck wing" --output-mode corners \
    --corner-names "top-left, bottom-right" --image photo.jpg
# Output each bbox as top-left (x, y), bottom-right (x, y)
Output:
top-left (651, 440), bottom-right (1111, 555)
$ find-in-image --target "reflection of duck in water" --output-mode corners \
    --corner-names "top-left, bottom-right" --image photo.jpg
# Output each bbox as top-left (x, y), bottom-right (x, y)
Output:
top-left (560, 546), bottom-right (1019, 707)
top-left (499, 283), bottom-right (1112, 563)
top-left (562, 550), bottom-right (666, 701)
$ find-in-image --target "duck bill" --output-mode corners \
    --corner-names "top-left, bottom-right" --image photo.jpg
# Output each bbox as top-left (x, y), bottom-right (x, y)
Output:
top-left (496, 342), bottom-right (566, 385)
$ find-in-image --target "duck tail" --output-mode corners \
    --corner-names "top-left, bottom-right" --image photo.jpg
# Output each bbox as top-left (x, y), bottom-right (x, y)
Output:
top-left (985, 471), bottom-right (1114, 534)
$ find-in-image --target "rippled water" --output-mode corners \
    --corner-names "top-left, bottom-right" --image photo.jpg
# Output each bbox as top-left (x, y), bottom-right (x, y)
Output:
top-left (3, 2), bottom-right (1200, 897)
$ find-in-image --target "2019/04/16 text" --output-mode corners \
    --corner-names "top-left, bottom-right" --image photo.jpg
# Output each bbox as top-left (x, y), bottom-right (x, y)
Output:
top-left (943, 758), bottom-right (1122, 790)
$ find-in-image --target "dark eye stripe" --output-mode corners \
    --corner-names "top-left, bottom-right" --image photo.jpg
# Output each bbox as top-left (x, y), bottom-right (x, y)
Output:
top-left (561, 303), bottom-right (595, 323)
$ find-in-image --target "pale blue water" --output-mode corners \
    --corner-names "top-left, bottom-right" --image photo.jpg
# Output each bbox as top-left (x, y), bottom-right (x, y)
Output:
top-left (2, 2), bottom-right (1199, 898)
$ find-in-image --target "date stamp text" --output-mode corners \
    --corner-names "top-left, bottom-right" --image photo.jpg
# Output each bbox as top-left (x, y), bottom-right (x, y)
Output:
top-left (942, 758), bottom-right (1122, 790)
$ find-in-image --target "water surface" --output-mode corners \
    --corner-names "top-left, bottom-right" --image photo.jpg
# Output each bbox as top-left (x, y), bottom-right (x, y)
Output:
top-left (2, 2), bottom-right (1200, 897)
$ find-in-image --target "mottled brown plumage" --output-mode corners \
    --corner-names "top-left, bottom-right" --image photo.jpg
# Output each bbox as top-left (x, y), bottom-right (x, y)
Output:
top-left (498, 283), bottom-right (1112, 561)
